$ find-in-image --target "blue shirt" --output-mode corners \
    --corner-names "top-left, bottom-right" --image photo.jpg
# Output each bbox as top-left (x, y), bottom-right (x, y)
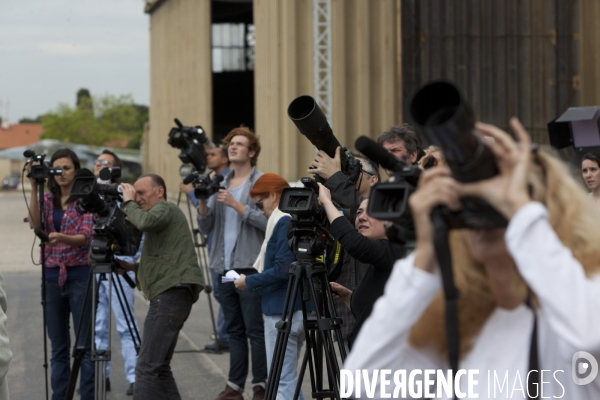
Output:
top-left (223, 182), bottom-right (245, 270)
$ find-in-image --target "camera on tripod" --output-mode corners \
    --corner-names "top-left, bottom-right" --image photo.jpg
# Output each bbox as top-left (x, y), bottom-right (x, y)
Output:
top-left (71, 169), bottom-right (142, 261)
top-left (168, 118), bottom-right (210, 173)
top-left (288, 96), bottom-right (362, 184)
top-left (24, 150), bottom-right (63, 179)
top-left (182, 171), bottom-right (224, 199)
top-left (279, 177), bottom-right (337, 260)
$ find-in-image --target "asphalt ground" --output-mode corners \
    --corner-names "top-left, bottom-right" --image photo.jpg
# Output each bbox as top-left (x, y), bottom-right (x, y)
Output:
top-left (0, 190), bottom-right (330, 400)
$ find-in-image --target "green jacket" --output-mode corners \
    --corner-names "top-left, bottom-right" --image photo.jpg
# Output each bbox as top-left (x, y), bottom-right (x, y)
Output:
top-left (121, 200), bottom-right (204, 301)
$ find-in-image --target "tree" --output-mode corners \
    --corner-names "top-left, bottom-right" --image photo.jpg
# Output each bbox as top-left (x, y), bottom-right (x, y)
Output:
top-left (77, 88), bottom-right (92, 110)
top-left (41, 93), bottom-right (149, 148)
top-left (19, 116), bottom-right (42, 123)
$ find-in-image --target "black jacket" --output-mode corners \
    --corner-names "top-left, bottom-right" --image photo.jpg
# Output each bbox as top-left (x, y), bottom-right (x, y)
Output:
top-left (330, 217), bottom-right (406, 349)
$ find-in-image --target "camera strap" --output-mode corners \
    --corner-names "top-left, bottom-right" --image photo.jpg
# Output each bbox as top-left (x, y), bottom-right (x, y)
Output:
top-left (432, 213), bottom-right (461, 387)
top-left (526, 296), bottom-right (540, 399)
top-left (433, 212), bottom-right (539, 400)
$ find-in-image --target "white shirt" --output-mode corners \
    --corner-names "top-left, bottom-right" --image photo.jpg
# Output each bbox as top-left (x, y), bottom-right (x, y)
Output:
top-left (344, 202), bottom-right (600, 399)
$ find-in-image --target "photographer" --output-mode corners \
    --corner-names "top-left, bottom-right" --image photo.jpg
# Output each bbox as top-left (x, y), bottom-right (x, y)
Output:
top-left (197, 127), bottom-right (268, 400)
top-left (309, 148), bottom-right (379, 213)
top-left (377, 123), bottom-right (423, 174)
top-left (233, 173), bottom-right (314, 400)
top-left (316, 184), bottom-right (405, 350)
top-left (27, 148), bottom-right (95, 400)
top-left (93, 149), bottom-right (141, 395)
top-left (180, 144), bottom-right (231, 352)
top-left (310, 149), bottom-right (381, 344)
top-left (345, 119), bottom-right (600, 398)
top-left (118, 174), bottom-right (204, 400)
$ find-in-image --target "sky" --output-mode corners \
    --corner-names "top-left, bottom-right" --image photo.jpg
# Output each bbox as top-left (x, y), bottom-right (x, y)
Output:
top-left (0, 0), bottom-right (149, 122)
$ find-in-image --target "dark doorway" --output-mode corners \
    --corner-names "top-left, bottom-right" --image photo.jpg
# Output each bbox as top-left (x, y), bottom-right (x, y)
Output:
top-left (211, 0), bottom-right (255, 143)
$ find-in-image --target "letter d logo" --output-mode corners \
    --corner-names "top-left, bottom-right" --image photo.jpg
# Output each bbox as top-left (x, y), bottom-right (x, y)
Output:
top-left (572, 351), bottom-right (599, 385)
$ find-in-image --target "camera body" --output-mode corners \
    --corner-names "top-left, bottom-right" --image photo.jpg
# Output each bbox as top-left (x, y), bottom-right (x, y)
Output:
top-left (24, 151), bottom-right (63, 180)
top-left (407, 80), bottom-right (507, 229)
top-left (279, 177), bottom-right (335, 256)
top-left (183, 172), bottom-right (224, 200)
top-left (287, 96), bottom-right (362, 184)
top-left (71, 169), bottom-right (142, 259)
top-left (168, 118), bottom-right (209, 173)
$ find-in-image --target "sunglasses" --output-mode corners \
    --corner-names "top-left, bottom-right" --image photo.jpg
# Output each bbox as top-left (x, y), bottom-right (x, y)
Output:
top-left (255, 193), bottom-right (268, 211)
top-left (95, 159), bottom-right (111, 166)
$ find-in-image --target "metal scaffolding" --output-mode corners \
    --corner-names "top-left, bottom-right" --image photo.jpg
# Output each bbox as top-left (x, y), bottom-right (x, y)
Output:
top-left (313, 0), bottom-right (332, 125)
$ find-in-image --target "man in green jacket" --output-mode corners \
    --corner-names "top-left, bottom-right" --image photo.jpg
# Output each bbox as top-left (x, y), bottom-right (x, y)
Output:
top-left (119, 174), bottom-right (204, 400)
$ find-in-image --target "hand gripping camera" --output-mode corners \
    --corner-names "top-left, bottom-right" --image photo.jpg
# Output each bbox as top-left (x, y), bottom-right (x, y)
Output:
top-left (24, 150), bottom-right (63, 180)
top-left (71, 169), bottom-right (142, 260)
top-left (182, 171), bottom-right (224, 200)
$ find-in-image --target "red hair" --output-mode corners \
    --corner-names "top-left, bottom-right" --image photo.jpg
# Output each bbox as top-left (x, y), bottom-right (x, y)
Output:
top-left (250, 173), bottom-right (290, 197)
top-left (222, 126), bottom-right (261, 166)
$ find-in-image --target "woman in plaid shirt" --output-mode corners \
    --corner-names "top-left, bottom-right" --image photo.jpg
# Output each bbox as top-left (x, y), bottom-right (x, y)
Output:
top-left (29, 148), bottom-right (95, 400)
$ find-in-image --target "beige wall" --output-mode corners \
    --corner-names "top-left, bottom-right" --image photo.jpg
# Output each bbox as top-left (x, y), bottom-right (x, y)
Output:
top-left (580, 0), bottom-right (600, 106)
top-left (146, 0), bottom-right (212, 197)
top-left (147, 0), bottom-right (401, 190)
top-left (254, 0), bottom-right (401, 181)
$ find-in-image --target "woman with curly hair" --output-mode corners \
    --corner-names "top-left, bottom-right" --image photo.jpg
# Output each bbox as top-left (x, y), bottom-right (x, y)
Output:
top-left (344, 119), bottom-right (600, 399)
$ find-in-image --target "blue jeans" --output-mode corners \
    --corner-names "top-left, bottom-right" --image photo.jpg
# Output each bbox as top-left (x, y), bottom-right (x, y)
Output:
top-left (95, 272), bottom-right (139, 383)
top-left (211, 270), bottom-right (229, 343)
top-left (134, 287), bottom-right (192, 400)
top-left (219, 272), bottom-right (267, 390)
top-left (264, 311), bottom-right (306, 400)
top-left (45, 279), bottom-right (95, 400)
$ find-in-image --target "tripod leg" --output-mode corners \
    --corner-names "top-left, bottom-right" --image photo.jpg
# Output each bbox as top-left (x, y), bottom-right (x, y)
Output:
top-left (185, 192), bottom-right (219, 343)
top-left (265, 269), bottom-right (303, 400)
top-left (65, 269), bottom-right (97, 400)
top-left (113, 271), bottom-right (141, 352)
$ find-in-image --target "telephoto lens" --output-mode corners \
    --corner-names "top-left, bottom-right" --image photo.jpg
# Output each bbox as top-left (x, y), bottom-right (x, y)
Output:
top-left (408, 80), bottom-right (498, 183)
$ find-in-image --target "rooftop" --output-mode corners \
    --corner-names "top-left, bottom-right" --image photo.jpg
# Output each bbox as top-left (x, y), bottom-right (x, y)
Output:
top-left (0, 123), bottom-right (44, 150)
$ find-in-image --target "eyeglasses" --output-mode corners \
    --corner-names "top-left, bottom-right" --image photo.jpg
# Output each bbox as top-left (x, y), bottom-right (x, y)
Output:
top-left (362, 169), bottom-right (375, 177)
top-left (95, 159), bottom-right (110, 166)
top-left (255, 194), bottom-right (268, 211)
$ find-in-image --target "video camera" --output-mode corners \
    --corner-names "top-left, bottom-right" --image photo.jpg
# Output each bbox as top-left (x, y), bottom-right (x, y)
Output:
top-left (355, 136), bottom-right (419, 245)
top-left (24, 150), bottom-right (63, 180)
top-left (71, 169), bottom-right (142, 261)
top-left (279, 177), bottom-right (343, 279)
top-left (287, 96), bottom-right (362, 184)
top-left (168, 118), bottom-right (210, 173)
top-left (182, 171), bottom-right (224, 200)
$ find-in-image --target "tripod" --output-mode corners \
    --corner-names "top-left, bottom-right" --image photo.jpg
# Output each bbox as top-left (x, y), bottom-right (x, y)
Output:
top-left (265, 256), bottom-right (347, 400)
top-left (65, 256), bottom-right (141, 400)
top-left (176, 189), bottom-right (219, 351)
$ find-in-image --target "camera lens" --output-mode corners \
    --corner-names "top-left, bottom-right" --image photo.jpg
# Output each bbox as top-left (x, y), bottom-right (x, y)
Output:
top-left (80, 183), bottom-right (94, 195)
top-left (289, 196), bottom-right (309, 209)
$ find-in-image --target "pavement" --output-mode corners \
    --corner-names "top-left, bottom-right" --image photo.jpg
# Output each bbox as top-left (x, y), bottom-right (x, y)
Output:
top-left (0, 190), bottom-right (325, 400)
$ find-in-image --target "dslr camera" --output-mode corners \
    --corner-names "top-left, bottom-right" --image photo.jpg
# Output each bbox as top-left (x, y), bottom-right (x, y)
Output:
top-left (287, 96), bottom-right (362, 184)
top-left (168, 118), bottom-right (210, 173)
top-left (182, 171), bottom-right (224, 200)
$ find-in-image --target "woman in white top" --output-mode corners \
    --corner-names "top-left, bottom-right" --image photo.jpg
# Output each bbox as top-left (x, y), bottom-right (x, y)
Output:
top-left (344, 118), bottom-right (600, 399)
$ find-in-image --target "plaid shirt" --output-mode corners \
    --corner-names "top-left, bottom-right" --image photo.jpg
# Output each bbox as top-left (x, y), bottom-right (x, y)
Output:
top-left (41, 193), bottom-right (94, 284)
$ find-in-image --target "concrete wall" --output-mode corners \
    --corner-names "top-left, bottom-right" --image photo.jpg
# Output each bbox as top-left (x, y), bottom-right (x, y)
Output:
top-left (146, 0), bottom-right (402, 192)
